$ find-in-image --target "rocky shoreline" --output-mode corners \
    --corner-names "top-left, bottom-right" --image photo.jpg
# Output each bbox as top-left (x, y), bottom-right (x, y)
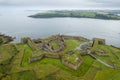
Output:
top-left (0, 33), bottom-right (15, 44)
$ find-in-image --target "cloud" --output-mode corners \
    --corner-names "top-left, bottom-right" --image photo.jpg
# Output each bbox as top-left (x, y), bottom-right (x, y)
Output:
top-left (0, 0), bottom-right (91, 6)
top-left (0, 0), bottom-right (120, 9)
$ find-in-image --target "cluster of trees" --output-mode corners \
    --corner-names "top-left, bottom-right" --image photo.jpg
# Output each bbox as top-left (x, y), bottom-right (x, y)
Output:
top-left (0, 37), bottom-right (3, 44)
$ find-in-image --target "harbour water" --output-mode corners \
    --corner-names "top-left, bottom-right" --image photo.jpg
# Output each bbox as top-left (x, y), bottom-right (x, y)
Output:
top-left (0, 10), bottom-right (120, 47)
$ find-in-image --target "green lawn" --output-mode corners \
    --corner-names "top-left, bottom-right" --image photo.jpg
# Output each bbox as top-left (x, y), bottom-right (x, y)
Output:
top-left (94, 68), bottom-right (120, 80)
top-left (2, 70), bottom-right (36, 80)
top-left (0, 44), bottom-right (18, 64)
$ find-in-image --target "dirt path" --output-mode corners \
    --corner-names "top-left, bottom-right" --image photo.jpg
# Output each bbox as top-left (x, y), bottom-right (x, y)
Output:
top-left (86, 50), bottom-right (114, 68)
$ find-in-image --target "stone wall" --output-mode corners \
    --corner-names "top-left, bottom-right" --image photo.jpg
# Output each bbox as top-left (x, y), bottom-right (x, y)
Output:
top-left (95, 52), bottom-right (109, 56)
top-left (29, 53), bottom-right (83, 70)
top-left (29, 54), bottom-right (60, 63)
top-left (61, 59), bottom-right (83, 70)
top-left (21, 37), bottom-right (39, 51)
top-left (62, 35), bottom-right (89, 41)
top-left (29, 55), bottom-right (44, 63)
top-left (111, 45), bottom-right (120, 50)
top-left (45, 54), bottom-right (60, 59)
top-left (21, 37), bottom-right (29, 44)
top-left (93, 38), bottom-right (106, 46)
top-left (27, 39), bottom-right (39, 51)
top-left (41, 35), bottom-right (66, 52)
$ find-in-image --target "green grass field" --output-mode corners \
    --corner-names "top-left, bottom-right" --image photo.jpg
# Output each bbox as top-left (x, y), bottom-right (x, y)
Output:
top-left (0, 37), bottom-right (120, 80)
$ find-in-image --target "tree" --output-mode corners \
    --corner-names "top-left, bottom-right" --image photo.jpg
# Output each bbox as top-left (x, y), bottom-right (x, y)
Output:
top-left (0, 37), bottom-right (3, 44)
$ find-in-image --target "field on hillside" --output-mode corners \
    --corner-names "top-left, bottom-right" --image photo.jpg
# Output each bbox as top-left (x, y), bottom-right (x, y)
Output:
top-left (0, 36), bottom-right (120, 80)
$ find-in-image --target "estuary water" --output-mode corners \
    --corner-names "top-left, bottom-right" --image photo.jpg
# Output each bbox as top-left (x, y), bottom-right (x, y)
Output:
top-left (0, 10), bottom-right (120, 47)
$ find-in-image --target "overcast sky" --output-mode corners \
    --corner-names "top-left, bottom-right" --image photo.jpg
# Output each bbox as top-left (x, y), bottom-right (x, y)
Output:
top-left (0, 0), bottom-right (120, 10)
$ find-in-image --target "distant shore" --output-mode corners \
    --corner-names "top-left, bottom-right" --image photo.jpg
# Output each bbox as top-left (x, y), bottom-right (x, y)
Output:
top-left (28, 10), bottom-right (120, 20)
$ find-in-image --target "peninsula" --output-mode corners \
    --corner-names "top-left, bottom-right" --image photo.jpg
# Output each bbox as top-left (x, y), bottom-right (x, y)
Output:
top-left (29, 10), bottom-right (120, 20)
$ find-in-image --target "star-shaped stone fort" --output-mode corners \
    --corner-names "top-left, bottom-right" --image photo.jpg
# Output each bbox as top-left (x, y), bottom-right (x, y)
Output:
top-left (21, 34), bottom-right (115, 70)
